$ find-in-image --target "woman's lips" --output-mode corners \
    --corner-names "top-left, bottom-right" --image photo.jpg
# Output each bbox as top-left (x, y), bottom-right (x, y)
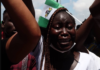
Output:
top-left (59, 39), bottom-right (70, 45)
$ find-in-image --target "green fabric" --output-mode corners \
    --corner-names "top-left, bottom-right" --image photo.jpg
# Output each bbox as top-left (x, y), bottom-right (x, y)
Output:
top-left (38, 0), bottom-right (64, 28)
top-left (38, 16), bottom-right (49, 28)
top-left (45, 0), bottom-right (64, 9)
top-left (1, 21), bottom-right (2, 24)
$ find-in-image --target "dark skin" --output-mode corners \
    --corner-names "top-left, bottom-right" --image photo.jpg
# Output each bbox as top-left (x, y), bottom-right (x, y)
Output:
top-left (1, 12), bottom-right (10, 34)
top-left (50, 11), bottom-right (75, 51)
top-left (3, 12), bottom-right (10, 23)
top-left (89, 0), bottom-right (100, 17)
top-left (89, 0), bottom-right (100, 43)
top-left (1, 0), bottom-right (41, 63)
top-left (75, 0), bottom-right (100, 53)
top-left (2, 12), bottom-right (16, 38)
top-left (4, 21), bottom-right (16, 38)
top-left (2, 0), bottom-right (99, 68)
top-left (49, 11), bottom-right (79, 70)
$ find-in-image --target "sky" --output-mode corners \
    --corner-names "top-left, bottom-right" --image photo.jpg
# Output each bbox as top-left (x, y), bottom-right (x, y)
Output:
top-left (1, 0), bottom-right (94, 26)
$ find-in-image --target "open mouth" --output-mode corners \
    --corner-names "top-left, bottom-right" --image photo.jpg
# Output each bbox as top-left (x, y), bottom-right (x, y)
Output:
top-left (59, 39), bottom-right (70, 46)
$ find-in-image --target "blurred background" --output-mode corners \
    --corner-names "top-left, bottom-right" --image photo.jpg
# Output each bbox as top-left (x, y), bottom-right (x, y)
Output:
top-left (1, 0), bottom-right (94, 26)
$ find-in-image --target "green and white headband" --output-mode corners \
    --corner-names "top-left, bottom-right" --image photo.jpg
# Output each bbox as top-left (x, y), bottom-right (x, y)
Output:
top-left (38, 0), bottom-right (64, 28)
top-left (38, 0), bottom-right (82, 28)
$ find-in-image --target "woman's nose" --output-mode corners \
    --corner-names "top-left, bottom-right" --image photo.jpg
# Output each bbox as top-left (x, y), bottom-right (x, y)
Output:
top-left (60, 28), bottom-right (69, 37)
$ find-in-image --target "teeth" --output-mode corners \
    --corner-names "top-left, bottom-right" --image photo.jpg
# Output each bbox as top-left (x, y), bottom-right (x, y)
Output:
top-left (59, 39), bottom-right (70, 42)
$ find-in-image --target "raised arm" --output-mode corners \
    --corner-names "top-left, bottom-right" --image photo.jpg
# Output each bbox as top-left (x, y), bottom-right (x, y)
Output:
top-left (89, 0), bottom-right (100, 43)
top-left (92, 22), bottom-right (100, 43)
top-left (75, 15), bottom-right (94, 53)
top-left (75, 0), bottom-right (100, 53)
top-left (2, 0), bottom-right (41, 63)
top-left (23, 0), bottom-right (35, 17)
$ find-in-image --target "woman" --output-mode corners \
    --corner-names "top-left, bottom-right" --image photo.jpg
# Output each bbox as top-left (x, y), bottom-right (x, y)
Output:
top-left (29, 0), bottom-right (99, 70)
top-left (33, 0), bottom-right (100, 70)
top-left (37, 8), bottom-right (96, 70)
top-left (2, 0), bottom-right (100, 70)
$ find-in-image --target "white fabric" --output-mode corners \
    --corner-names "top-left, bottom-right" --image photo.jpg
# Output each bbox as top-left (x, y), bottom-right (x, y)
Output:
top-left (42, 52), bottom-right (99, 70)
top-left (30, 36), bottom-right (43, 70)
top-left (66, 11), bottom-right (82, 24)
top-left (50, 43), bottom-right (76, 53)
top-left (30, 36), bottom-right (100, 70)
top-left (22, 55), bottom-right (28, 70)
top-left (74, 52), bottom-right (98, 70)
top-left (88, 51), bottom-right (100, 70)
top-left (41, 4), bottom-right (57, 20)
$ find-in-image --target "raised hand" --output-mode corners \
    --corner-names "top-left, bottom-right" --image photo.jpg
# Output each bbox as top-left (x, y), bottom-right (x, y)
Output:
top-left (89, 0), bottom-right (100, 17)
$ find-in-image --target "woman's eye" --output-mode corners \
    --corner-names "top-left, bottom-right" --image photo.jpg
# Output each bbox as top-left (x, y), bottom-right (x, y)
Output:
top-left (68, 26), bottom-right (73, 29)
top-left (55, 27), bottom-right (60, 29)
top-left (67, 23), bottom-right (74, 29)
top-left (54, 25), bottom-right (60, 29)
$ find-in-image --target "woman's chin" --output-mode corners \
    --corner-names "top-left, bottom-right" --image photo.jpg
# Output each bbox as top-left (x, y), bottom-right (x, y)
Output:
top-left (58, 44), bottom-right (71, 51)
top-left (58, 42), bottom-right (74, 51)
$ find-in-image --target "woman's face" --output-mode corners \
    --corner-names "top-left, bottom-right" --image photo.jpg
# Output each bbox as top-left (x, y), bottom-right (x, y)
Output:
top-left (4, 22), bottom-right (16, 37)
top-left (50, 11), bottom-right (76, 51)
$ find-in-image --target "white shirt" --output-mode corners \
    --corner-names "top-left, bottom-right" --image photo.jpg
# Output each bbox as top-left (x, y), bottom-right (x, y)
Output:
top-left (88, 51), bottom-right (100, 70)
top-left (30, 36), bottom-right (100, 70)
top-left (74, 52), bottom-right (100, 70)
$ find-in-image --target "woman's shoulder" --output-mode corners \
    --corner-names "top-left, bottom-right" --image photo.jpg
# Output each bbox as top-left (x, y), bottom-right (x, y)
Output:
top-left (73, 51), bottom-right (91, 63)
top-left (88, 51), bottom-right (100, 68)
top-left (74, 51), bottom-right (98, 70)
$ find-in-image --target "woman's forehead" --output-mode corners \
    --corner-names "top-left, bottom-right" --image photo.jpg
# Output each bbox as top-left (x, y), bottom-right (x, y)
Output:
top-left (55, 11), bottom-right (70, 17)
top-left (53, 12), bottom-right (73, 22)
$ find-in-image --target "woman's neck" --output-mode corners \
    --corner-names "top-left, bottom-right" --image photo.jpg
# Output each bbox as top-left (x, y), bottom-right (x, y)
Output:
top-left (49, 47), bottom-right (75, 70)
top-left (50, 47), bottom-right (74, 60)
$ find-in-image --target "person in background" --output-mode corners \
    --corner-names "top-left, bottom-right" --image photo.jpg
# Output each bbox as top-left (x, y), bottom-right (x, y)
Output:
top-left (0, 10), bottom-right (9, 40)
top-left (1, 10), bottom-right (17, 39)
top-left (1, 9), bottom-right (11, 39)
top-left (1, 21), bottom-right (4, 40)
top-left (1, 0), bottom-right (41, 70)
top-left (4, 21), bottom-right (16, 38)
top-left (1, 9), bottom-right (37, 70)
